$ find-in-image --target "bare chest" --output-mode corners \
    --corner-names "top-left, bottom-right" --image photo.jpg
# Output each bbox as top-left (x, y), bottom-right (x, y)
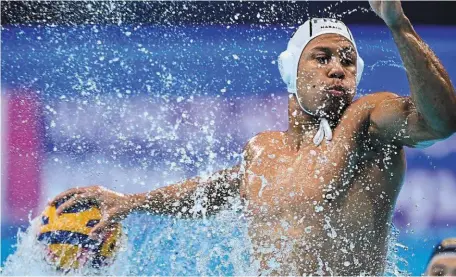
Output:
top-left (243, 139), bottom-right (359, 209)
top-left (241, 131), bottom-right (406, 236)
top-left (243, 143), bottom-right (405, 276)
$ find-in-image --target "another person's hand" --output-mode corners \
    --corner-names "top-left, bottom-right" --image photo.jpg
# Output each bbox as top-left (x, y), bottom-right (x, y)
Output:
top-left (369, 0), bottom-right (406, 28)
top-left (49, 185), bottom-right (134, 239)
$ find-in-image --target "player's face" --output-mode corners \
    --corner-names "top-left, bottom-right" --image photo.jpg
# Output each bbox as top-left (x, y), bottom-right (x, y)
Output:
top-left (296, 34), bottom-right (357, 120)
top-left (426, 255), bottom-right (456, 276)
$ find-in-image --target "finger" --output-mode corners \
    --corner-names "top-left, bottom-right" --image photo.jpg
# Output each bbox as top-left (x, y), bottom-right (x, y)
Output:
top-left (88, 208), bottom-right (124, 240)
top-left (88, 221), bottom-right (115, 240)
top-left (55, 192), bottom-right (93, 215)
top-left (48, 187), bottom-right (86, 207)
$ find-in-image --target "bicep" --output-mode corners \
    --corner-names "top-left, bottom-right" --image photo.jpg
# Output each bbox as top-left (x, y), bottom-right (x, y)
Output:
top-left (369, 93), bottom-right (442, 148)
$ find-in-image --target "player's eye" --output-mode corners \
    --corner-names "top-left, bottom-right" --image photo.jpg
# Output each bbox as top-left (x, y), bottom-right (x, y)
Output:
top-left (316, 56), bottom-right (329, 64)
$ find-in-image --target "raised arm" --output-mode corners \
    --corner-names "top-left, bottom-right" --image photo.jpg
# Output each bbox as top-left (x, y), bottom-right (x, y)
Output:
top-left (369, 1), bottom-right (456, 147)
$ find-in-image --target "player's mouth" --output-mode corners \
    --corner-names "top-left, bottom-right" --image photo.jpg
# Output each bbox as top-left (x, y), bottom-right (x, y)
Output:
top-left (325, 85), bottom-right (348, 97)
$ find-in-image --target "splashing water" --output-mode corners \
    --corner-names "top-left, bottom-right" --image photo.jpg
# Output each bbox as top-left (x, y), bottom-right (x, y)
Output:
top-left (2, 198), bottom-right (257, 276)
top-left (2, 206), bottom-right (409, 276)
top-left (384, 225), bottom-right (410, 277)
top-left (1, 1), bottom-right (415, 276)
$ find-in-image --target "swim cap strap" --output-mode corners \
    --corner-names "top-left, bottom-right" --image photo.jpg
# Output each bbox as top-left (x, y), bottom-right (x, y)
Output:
top-left (294, 91), bottom-right (333, 146)
top-left (313, 118), bottom-right (332, 146)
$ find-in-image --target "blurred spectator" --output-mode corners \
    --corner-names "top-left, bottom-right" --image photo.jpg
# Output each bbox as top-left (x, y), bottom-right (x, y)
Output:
top-left (425, 238), bottom-right (456, 276)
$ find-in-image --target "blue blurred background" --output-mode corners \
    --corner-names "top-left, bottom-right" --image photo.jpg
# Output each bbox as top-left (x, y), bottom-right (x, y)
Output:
top-left (1, 1), bottom-right (456, 275)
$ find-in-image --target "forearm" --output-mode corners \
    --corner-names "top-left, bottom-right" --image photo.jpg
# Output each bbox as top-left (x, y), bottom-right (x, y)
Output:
top-left (389, 16), bottom-right (456, 135)
top-left (129, 165), bottom-right (241, 218)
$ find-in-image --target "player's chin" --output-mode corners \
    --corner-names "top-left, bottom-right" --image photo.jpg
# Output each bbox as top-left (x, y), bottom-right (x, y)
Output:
top-left (317, 98), bottom-right (350, 120)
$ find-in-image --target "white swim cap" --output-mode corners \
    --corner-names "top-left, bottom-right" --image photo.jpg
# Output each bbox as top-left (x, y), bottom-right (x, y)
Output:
top-left (278, 18), bottom-right (364, 94)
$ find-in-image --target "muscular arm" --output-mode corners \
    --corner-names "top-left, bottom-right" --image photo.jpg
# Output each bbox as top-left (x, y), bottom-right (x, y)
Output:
top-left (130, 136), bottom-right (259, 218)
top-left (51, 149), bottom-right (250, 236)
top-left (370, 14), bottom-right (456, 147)
top-left (130, 165), bottom-right (242, 218)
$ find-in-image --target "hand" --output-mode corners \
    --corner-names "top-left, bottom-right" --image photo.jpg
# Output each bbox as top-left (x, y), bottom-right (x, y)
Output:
top-left (369, 0), bottom-right (406, 28)
top-left (49, 185), bottom-right (134, 239)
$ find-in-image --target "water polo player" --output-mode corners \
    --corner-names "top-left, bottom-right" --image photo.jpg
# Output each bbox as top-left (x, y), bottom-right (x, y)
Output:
top-left (50, 1), bottom-right (456, 275)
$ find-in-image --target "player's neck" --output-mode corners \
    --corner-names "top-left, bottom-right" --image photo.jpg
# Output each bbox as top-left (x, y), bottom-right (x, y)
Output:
top-left (287, 96), bottom-right (321, 150)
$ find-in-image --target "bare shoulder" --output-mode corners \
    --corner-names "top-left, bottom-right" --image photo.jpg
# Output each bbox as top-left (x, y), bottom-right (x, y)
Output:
top-left (242, 131), bottom-right (287, 160)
